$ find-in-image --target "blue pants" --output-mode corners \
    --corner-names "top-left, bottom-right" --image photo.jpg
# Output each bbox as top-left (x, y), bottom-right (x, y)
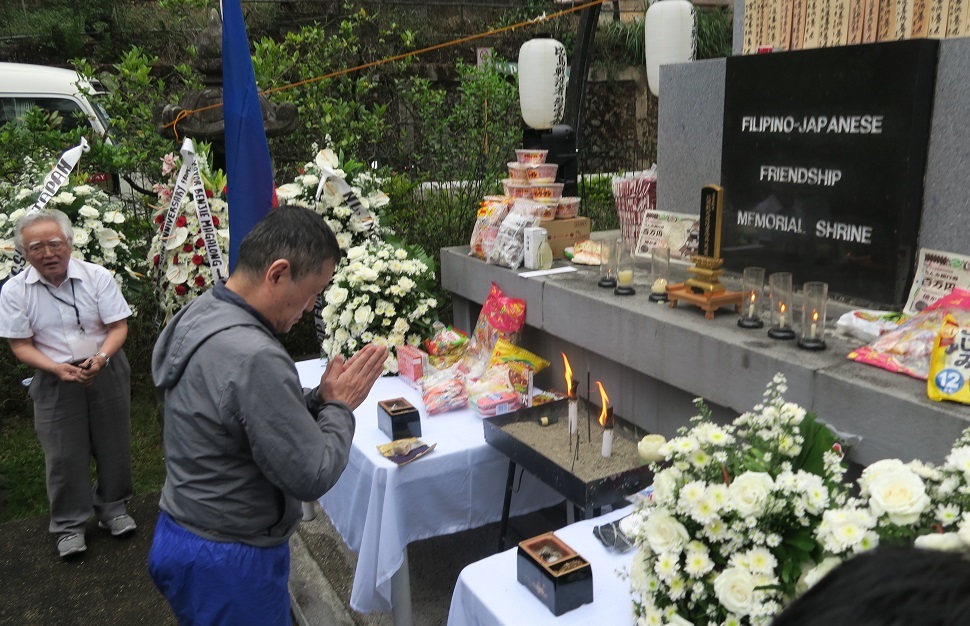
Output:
top-left (148, 512), bottom-right (291, 626)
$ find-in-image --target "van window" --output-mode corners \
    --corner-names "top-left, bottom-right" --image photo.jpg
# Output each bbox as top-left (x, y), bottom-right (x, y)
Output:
top-left (0, 97), bottom-right (91, 132)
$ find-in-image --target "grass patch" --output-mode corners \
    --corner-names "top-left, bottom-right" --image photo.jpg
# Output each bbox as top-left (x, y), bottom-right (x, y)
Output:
top-left (0, 387), bottom-right (166, 523)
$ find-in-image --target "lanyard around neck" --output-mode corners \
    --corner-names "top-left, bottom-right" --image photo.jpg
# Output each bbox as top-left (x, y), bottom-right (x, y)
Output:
top-left (43, 280), bottom-right (83, 331)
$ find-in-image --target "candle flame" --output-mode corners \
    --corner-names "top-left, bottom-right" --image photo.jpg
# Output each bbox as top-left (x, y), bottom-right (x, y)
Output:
top-left (596, 381), bottom-right (611, 427)
top-left (812, 310), bottom-right (819, 323)
top-left (562, 353), bottom-right (574, 395)
top-left (780, 302), bottom-right (787, 314)
top-left (749, 292), bottom-right (756, 303)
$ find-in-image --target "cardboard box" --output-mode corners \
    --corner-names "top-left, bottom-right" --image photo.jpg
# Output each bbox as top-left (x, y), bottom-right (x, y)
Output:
top-left (540, 217), bottom-right (590, 259)
top-left (396, 344), bottom-right (429, 389)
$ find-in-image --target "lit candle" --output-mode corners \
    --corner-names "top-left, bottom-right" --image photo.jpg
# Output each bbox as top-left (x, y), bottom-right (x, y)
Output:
top-left (748, 292), bottom-right (756, 318)
top-left (810, 310), bottom-right (819, 339)
top-left (601, 426), bottom-right (613, 458)
top-left (779, 303), bottom-right (787, 328)
top-left (618, 270), bottom-right (634, 287)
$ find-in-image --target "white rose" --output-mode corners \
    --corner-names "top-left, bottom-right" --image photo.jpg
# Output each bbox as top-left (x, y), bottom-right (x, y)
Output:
top-left (799, 556), bottom-right (842, 591)
top-left (354, 305), bottom-right (373, 326)
top-left (72, 228), bottom-right (90, 246)
top-left (946, 446), bottom-right (970, 480)
top-left (10, 208), bottom-right (27, 222)
top-left (638, 434), bottom-right (667, 464)
top-left (334, 327), bottom-right (350, 345)
top-left (393, 318), bottom-right (409, 334)
top-left (78, 205), bottom-right (99, 219)
top-left (713, 567), bottom-right (756, 616)
top-left (73, 184), bottom-right (95, 196)
top-left (914, 532), bottom-right (966, 552)
top-left (336, 232), bottom-right (351, 250)
top-left (728, 472), bottom-right (774, 517)
top-left (347, 245), bottom-right (367, 261)
top-left (338, 310), bottom-right (353, 327)
top-left (103, 210), bottom-right (125, 224)
top-left (641, 509), bottom-right (689, 554)
top-left (301, 174), bottom-right (320, 188)
top-left (868, 469), bottom-right (929, 525)
top-left (325, 286), bottom-right (348, 305)
top-left (15, 189), bottom-right (31, 201)
top-left (53, 191), bottom-right (76, 206)
top-left (859, 459), bottom-right (907, 494)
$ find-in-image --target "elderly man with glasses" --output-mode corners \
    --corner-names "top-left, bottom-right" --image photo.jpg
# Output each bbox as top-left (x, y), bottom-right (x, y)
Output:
top-left (0, 208), bottom-right (135, 558)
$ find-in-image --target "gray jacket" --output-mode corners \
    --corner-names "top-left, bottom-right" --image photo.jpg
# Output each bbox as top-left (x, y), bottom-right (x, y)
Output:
top-left (152, 284), bottom-right (355, 547)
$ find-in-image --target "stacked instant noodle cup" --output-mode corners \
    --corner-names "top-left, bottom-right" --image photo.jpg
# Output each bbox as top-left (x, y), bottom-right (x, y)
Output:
top-left (501, 149), bottom-right (580, 220)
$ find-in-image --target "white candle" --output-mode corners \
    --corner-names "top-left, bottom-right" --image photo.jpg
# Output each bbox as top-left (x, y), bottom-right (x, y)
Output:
top-left (601, 429), bottom-right (613, 458)
top-left (810, 322), bottom-right (817, 338)
top-left (618, 270), bottom-right (634, 287)
top-left (568, 400), bottom-right (578, 434)
top-left (778, 304), bottom-right (787, 328)
top-left (748, 300), bottom-right (755, 318)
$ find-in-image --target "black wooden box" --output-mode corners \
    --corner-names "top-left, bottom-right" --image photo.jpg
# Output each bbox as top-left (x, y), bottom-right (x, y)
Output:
top-left (516, 532), bottom-right (593, 616)
top-left (377, 397), bottom-right (421, 441)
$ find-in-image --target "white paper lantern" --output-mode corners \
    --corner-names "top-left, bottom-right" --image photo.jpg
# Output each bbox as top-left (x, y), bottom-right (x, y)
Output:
top-left (518, 37), bottom-right (568, 130)
top-left (644, 0), bottom-right (696, 97)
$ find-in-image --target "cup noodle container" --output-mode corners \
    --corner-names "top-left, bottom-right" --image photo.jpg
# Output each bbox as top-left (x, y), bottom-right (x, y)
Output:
top-left (531, 182), bottom-right (564, 202)
top-left (502, 179), bottom-right (534, 199)
top-left (515, 148), bottom-right (548, 165)
top-left (508, 162), bottom-right (531, 181)
top-left (557, 197), bottom-right (580, 219)
top-left (528, 163), bottom-right (559, 183)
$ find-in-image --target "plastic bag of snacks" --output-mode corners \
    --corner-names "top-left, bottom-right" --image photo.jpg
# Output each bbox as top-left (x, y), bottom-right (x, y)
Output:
top-left (424, 322), bottom-right (469, 370)
top-left (421, 367), bottom-right (468, 415)
top-left (467, 365), bottom-right (520, 417)
top-left (927, 314), bottom-right (970, 404)
top-left (849, 288), bottom-right (970, 380)
top-left (459, 283), bottom-right (527, 378)
top-left (469, 196), bottom-right (513, 260)
top-left (487, 199), bottom-right (545, 269)
top-left (836, 309), bottom-right (908, 343)
top-left (488, 339), bottom-right (550, 405)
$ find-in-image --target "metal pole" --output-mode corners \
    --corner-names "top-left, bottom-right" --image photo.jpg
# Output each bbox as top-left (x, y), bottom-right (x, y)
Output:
top-left (563, 3), bottom-right (602, 162)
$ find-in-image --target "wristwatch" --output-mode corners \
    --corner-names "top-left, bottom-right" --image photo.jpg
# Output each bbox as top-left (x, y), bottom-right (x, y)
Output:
top-left (96, 351), bottom-right (111, 365)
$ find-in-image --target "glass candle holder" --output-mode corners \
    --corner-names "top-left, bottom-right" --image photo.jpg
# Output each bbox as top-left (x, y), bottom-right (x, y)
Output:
top-left (615, 238), bottom-right (636, 296)
top-left (797, 281), bottom-right (828, 350)
top-left (648, 243), bottom-right (670, 302)
top-left (767, 272), bottom-right (796, 339)
top-left (598, 237), bottom-right (617, 288)
top-left (738, 266), bottom-right (765, 329)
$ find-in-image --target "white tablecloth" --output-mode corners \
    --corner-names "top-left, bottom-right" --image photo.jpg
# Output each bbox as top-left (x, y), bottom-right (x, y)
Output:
top-left (447, 505), bottom-right (636, 626)
top-left (295, 359), bottom-right (564, 614)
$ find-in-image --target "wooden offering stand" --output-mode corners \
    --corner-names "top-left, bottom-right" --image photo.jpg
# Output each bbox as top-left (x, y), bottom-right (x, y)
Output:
top-left (666, 255), bottom-right (742, 320)
top-left (666, 184), bottom-right (742, 319)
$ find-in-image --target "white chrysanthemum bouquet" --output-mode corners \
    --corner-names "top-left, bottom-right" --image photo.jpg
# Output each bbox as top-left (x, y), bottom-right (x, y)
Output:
top-left (627, 375), bottom-right (848, 626)
top-left (321, 239), bottom-right (438, 375)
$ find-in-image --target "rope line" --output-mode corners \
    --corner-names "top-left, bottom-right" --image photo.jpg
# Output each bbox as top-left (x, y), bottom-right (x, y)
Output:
top-left (162, 0), bottom-right (604, 136)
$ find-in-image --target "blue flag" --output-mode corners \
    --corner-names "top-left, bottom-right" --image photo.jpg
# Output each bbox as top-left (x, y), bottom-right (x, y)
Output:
top-left (223, 0), bottom-right (275, 272)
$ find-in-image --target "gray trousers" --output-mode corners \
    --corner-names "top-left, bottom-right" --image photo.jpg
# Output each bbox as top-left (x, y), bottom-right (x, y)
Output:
top-left (29, 349), bottom-right (133, 535)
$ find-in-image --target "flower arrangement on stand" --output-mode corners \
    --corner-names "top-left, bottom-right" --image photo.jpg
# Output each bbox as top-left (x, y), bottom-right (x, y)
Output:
top-left (276, 143), bottom-right (439, 374)
top-left (321, 239), bottom-right (438, 375)
top-left (0, 170), bottom-right (137, 288)
top-left (627, 374), bottom-right (847, 626)
top-left (148, 144), bottom-right (229, 320)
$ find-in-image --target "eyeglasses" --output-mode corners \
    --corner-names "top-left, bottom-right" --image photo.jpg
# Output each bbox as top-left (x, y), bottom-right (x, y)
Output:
top-left (26, 239), bottom-right (66, 255)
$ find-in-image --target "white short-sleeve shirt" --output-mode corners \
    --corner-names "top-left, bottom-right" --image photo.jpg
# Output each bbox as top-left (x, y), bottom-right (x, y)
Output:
top-left (0, 258), bottom-right (132, 363)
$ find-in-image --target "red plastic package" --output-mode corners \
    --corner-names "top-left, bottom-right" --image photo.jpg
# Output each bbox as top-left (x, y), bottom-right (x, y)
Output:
top-left (460, 283), bottom-right (527, 378)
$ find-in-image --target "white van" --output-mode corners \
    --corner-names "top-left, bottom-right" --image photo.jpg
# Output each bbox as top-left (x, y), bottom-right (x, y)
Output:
top-left (0, 62), bottom-right (112, 136)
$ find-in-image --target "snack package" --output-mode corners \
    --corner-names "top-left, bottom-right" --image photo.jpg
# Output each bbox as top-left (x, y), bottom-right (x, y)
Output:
top-left (421, 367), bottom-right (468, 415)
top-left (849, 288), bottom-right (970, 380)
top-left (424, 323), bottom-right (469, 370)
top-left (488, 339), bottom-right (550, 405)
top-left (467, 364), bottom-right (520, 417)
top-left (469, 196), bottom-right (513, 260)
top-left (460, 283), bottom-right (527, 377)
top-left (928, 314), bottom-right (970, 404)
top-left (396, 344), bottom-right (430, 389)
top-left (836, 309), bottom-right (908, 343)
top-left (487, 199), bottom-right (545, 269)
